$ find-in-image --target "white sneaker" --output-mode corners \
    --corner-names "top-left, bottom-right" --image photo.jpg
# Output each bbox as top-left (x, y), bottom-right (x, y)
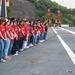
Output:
top-left (0, 59), bottom-right (6, 63)
top-left (40, 40), bottom-right (43, 42)
top-left (42, 40), bottom-right (45, 42)
top-left (30, 44), bottom-right (34, 47)
top-left (45, 38), bottom-right (47, 40)
top-left (14, 53), bottom-right (18, 56)
top-left (14, 51), bottom-right (18, 56)
top-left (26, 46), bottom-right (30, 49)
top-left (20, 49), bottom-right (24, 52)
top-left (39, 40), bottom-right (42, 43)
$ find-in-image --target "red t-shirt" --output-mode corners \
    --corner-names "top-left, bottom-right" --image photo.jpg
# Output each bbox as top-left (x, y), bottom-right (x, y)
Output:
top-left (5, 25), bottom-right (11, 38)
top-left (25, 25), bottom-right (30, 35)
top-left (33, 27), bottom-right (38, 35)
top-left (22, 26), bottom-right (26, 34)
top-left (10, 26), bottom-right (15, 42)
top-left (21, 26), bottom-right (27, 40)
top-left (22, 35), bottom-right (27, 41)
top-left (0, 25), bottom-right (7, 39)
top-left (44, 25), bottom-right (48, 31)
top-left (14, 26), bottom-right (19, 35)
top-left (18, 25), bottom-right (23, 38)
top-left (17, 25), bottom-right (21, 31)
top-left (40, 26), bottom-right (45, 33)
top-left (19, 26), bottom-right (25, 38)
top-left (37, 27), bottom-right (40, 32)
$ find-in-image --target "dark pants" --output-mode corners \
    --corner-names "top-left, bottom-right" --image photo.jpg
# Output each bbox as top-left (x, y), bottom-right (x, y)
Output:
top-left (19, 37), bottom-right (23, 49)
top-left (44, 31), bottom-right (47, 40)
top-left (30, 35), bottom-right (33, 44)
top-left (27, 36), bottom-right (30, 46)
top-left (37, 35), bottom-right (40, 44)
top-left (12, 39), bottom-right (19, 54)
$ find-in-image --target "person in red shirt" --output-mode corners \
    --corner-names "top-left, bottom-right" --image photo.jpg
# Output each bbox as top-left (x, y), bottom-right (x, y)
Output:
top-left (29, 21), bottom-right (33, 45)
top-left (25, 20), bottom-right (30, 48)
top-left (37, 22), bottom-right (41, 43)
top-left (43, 22), bottom-right (48, 40)
top-left (3, 21), bottom-right (12, 60)
top-left (18, 21), bottom-right (24, 50)
top-left (12, 21), bottom-right (19, 55)
top-left (20, 21), bottom-right (27, 51)
top-left (8, 21), bottom-right (15, 56)
top-left (32, 23), bottom-right (38, 45)
top-left (0, 19), bottom-right (7, 62)
top-left (39, 23), bottom-right (45, 42)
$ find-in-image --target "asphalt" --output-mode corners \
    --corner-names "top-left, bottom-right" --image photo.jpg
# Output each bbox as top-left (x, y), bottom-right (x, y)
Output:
top-left (0, 27), bottom-right (75, 75)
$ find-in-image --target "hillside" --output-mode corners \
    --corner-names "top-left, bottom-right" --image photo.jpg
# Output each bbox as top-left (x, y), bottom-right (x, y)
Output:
top-left (28, 0), bottom-right (75, 25)
top-left (8, 0), bottom-right (75, 25)
top-left (10, 0), bottom-right (37, 20)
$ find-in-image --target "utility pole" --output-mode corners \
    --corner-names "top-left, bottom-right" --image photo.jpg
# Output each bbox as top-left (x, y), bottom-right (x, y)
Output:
top-left (0, 0), bottom-right (2, 16)
top-left (1, 0), bottom-right (7, 17)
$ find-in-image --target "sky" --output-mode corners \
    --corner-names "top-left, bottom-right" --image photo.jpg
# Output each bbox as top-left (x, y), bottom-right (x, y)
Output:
top-left (51, 0), bottom-right (75, 9)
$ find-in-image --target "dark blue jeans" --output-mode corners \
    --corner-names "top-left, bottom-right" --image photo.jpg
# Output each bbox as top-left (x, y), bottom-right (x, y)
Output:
top-left (4, 38), bottom-right (10, 57)
top-left (8, 42), bottom-right (14, 56)
top-left (40, 33), bottom-right (44, 40)
top-left (0, 39), bottom-right (4, 59)
top-left (44, 31), bottom-right (47, 40)
top-left (33, 35), bottom-right (37, 45)
top-left (37, 35), bottom-right (40, 43)
top-left (27, 36), bottom-right (30, 46)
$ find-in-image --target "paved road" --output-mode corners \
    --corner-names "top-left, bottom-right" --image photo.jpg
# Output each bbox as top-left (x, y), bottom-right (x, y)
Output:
top-left (0, 27), bottom-right (75, 75)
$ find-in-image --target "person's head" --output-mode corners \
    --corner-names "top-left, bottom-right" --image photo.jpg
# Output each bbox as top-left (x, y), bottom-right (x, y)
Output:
top-left (13, 21), bottom-right (17, 27)
top-left (58, 10), bottom-right (61, 14)
top-left (46, 22), bottom-right (49, 26)
top-left (1, 18), bottom-right (6, 25)
top-left (23, 18), bottom-right (27, 21)
top-left (37, 22), bottom-right (41, 27)
top-left (40, 22), bottom-right (43, 27)
top-left (31, 21), bottom-right (34, 25)
top-left (23, 20), bottom-right (26, 25)
top-left (33, 22), bottom-right (37, 27)
top-left (10, 21), bottom-right (14, 26)
top-left (38, 20), bottom-right (41, 23)
top-left (20, 20), bottom-right (24, 26)
top-left (26, 20), bottom-right (30, 26)
top-left (5, 21), bottom-right (10, 26)
top-left (17, 21), bottom-right (20, 25)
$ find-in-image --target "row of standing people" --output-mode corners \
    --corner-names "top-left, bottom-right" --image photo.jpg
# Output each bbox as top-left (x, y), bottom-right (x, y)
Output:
top-left (0, 19), bottom-right (48, 62)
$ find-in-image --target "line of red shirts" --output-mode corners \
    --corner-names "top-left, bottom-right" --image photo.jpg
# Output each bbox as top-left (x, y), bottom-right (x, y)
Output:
top-left (0, 25), bottom-right (46, 42)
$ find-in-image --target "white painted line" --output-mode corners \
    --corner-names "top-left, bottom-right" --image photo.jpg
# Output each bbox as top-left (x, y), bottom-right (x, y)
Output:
top-left (52, 27), bottom-right (58, 34)
top-left (52, 27), bottom-right (75, 65)
top-left (59, 27), bottom-right (75, 35)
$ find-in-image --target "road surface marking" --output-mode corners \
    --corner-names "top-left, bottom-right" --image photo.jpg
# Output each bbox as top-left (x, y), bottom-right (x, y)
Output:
top-left (52, 27), bottom-right (58, 34)
top-left (52, 27), bottom-right (75, 65)
top-left (59, 27), bottom-right (75, 35)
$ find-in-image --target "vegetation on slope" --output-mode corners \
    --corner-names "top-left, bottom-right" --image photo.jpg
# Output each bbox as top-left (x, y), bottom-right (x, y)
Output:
top-left (28, 0), bottom-right (75, 25)
top-left (7, 0), bottom-right (75, 26)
